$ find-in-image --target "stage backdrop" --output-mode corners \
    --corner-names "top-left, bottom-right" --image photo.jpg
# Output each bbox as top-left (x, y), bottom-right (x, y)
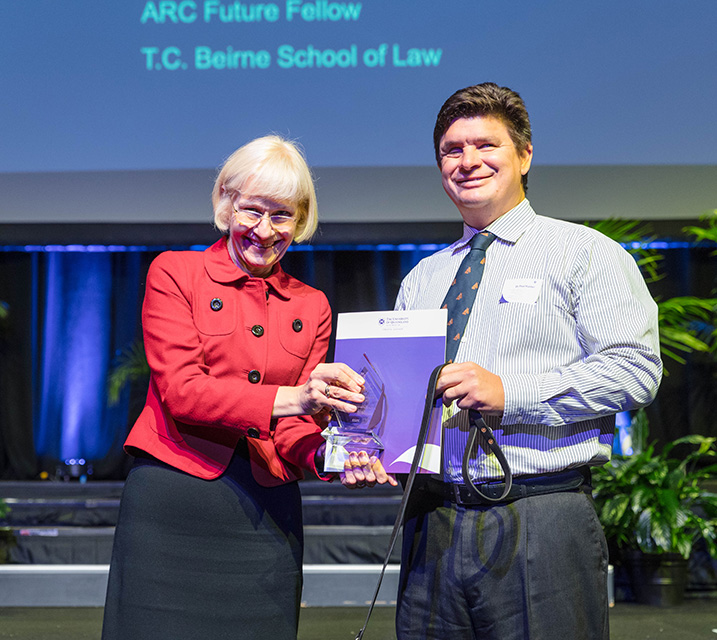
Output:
top-left (1, 1), bottom-right (716, 478)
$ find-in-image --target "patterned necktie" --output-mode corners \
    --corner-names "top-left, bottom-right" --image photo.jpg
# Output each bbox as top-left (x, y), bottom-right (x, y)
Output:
top-left (441, 231), bottom-right (496, 364)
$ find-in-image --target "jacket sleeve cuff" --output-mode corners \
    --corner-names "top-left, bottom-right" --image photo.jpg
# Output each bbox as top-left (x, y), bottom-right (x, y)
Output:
top-left (300, 431), bottom-right (331, 479)
top-left (238, 385), bottom-right (280, 440)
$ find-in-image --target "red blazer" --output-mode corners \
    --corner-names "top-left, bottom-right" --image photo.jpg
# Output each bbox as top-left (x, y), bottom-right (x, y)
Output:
top-left (124, 238), bottom-right (330, 487)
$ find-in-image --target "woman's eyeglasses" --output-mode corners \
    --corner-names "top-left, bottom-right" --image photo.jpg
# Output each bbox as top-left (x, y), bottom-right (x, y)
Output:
top-left (229, 193), bottom-right (296, 230)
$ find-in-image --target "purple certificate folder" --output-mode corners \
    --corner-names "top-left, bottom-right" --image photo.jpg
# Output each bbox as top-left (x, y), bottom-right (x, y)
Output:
top-left (323, 309), bottom-right (447, 474)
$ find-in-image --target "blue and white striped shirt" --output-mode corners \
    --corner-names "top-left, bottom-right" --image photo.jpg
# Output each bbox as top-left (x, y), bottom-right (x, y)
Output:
top-left (395, 199), bottom-right (662, 482)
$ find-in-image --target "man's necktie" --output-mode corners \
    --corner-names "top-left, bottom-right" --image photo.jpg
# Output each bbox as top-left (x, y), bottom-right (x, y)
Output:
top-left (439, 231), bottom-right (512, 498)
top-left (441, 231), bottom-right (496, 364)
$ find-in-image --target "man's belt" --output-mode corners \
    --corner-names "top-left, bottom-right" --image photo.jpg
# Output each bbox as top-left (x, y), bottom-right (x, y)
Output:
top-left (420, 466), bottom-right (591, 506)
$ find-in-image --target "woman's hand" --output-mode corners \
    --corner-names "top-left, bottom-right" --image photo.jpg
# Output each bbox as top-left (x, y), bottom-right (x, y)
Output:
top-left (340, 451), bottom-right (399, 489)
top-left (273, 362), bottom-right (366, 418)
top-left (298, 362), bottom-right (366, 414)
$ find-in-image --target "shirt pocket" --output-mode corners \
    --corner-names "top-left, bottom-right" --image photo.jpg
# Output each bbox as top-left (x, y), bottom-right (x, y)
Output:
top-left (277, 312), bottom-right (314, 360)
top-left (193, 291), bottom-right (237, 336)
top-left (495, 280), bottom-right (573, 362)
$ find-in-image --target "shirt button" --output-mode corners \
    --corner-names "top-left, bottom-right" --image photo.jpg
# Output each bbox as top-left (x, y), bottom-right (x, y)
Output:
top-left (292, 319), bottom-right (303, 332)
top-left (248, 370), bottom-right (261, 384)
top-left (251, 325), bottom-right (264, 337)
top-left (210, 298), bottom-right (223, 311)
top-left (246, 428), bottom-right (260, 439)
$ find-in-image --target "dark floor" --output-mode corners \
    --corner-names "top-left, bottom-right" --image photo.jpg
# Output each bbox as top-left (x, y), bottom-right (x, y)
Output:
top-left (1, 599), bottom-right (716, 640)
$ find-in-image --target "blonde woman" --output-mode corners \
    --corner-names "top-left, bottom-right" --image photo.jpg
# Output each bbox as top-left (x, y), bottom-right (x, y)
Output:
top-left (102, 136), bottom-right (395, 640)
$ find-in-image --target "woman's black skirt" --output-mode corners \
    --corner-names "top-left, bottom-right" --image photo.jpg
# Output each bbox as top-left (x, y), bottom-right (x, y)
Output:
top-left (102, 440), bottom-right (304, 640)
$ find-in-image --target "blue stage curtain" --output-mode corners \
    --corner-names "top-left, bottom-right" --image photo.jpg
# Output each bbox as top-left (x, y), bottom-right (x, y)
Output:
top-left (35, 251), bottom-right (141, 469)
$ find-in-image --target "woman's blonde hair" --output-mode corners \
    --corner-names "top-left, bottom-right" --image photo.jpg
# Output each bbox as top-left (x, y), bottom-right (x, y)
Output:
top-left (212, 135), bottom-right (318, 242)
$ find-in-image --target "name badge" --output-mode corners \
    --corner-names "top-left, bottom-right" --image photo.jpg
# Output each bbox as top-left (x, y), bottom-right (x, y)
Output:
top-left (500, 278), bottom-right (542, 304)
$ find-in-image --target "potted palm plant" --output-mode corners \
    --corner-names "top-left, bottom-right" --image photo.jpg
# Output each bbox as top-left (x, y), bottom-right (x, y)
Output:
top-left (587, 217), bottom-right (717, 370)
top-left (0, 303), bottom-right (15, 562)
top-left (0, 497), bottom-right (14, 564)
top-left (592, 410), bottom-right (717, 605)
top-left (107, 338), bottom-right (150, 406)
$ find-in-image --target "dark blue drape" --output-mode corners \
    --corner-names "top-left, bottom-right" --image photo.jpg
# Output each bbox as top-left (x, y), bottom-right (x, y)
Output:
top-left (0, 241), bottom-right (713, 479)
top-left (35, 251), bottom-right (141, 465)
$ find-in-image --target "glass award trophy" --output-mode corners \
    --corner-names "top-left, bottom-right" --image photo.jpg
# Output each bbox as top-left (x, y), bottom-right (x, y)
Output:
top-left (323, 354), bottom-right (387, 472)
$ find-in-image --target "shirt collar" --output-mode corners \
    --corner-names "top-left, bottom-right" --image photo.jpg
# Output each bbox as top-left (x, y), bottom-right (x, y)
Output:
top-left (203, 238), bottom-right (293, 300)
top-left (455, 198), bottom-right (536, 252)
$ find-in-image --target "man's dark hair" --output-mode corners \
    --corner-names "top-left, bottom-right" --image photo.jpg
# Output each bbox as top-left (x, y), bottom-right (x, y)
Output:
top-left (433, 82), bottom-right (532, 191)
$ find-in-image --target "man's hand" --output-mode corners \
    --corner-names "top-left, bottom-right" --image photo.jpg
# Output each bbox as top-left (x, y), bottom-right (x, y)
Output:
top-left (435, 362), bottom-right (505, 414)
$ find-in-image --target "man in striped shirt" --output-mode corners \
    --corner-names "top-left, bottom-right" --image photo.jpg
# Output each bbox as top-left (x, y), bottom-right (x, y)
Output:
top-left (394, 83), bottom-right (662, 640)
